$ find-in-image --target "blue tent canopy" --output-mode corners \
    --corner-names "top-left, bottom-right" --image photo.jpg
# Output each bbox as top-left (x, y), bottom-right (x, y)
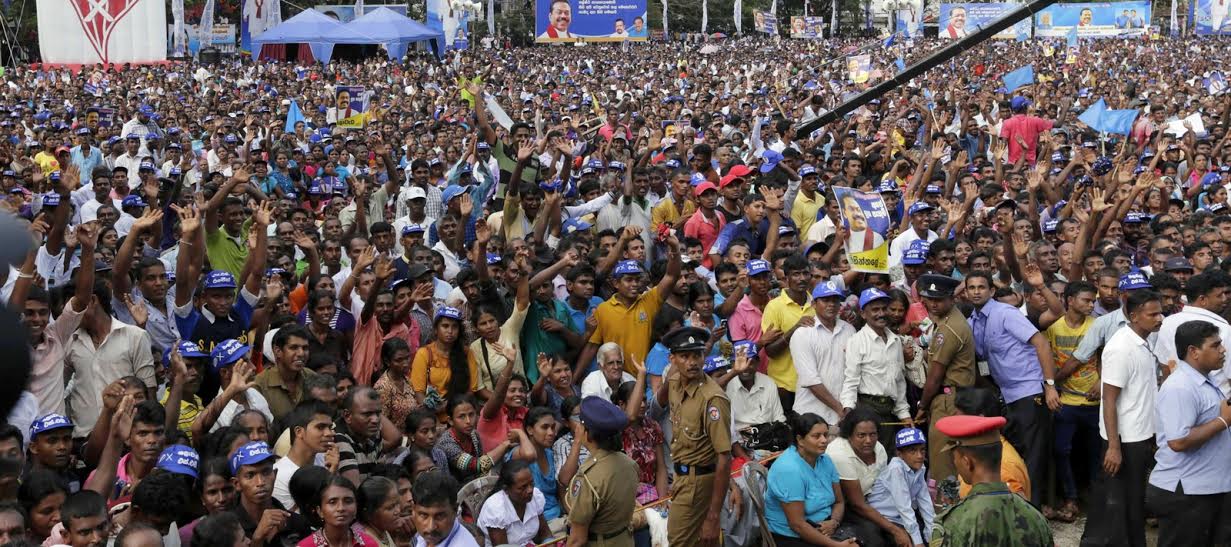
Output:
top-left (331, 7), bottom-right (446, 59)
top-left (251, 9), bottom-right (366, 63)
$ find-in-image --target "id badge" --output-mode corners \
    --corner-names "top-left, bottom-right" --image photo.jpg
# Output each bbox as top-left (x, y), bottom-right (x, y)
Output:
top-left (977, 359), bottom-right (991, 377)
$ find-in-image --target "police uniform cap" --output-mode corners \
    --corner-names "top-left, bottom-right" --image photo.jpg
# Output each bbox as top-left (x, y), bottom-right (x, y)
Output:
top-left (579, 396), bottom-right (628, 436)
top-left (919, 274), bottom-right (960, 299)
top-left (662, 326), bottom-right (709, 353)
top-left (935, 415), bottom-right (1006, 452)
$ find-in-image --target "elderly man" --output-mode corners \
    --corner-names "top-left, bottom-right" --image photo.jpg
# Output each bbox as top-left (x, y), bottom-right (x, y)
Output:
top-left (580, 342), bottom-right (634, 401)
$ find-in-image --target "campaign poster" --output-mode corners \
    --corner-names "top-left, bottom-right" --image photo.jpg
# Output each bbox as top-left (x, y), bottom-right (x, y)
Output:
top-left (847, 54), bottom-right (871, 84)
top-left (661, 120), bottom-right (681, 140)
top-left (790, 16), bottom-right (825, 38)
top-left (170, 23), bottom-right (238, 55)
top-left (895, 0), bottom-right (923, 37)
top-left (334, 86), bottom-right (368, 129)
top-left (1034, 2), bottom-right (1150, 37)
top-left (1192, 0), bottom-right (1231, 34)
top-left (535, 0), bottom-right (649, 42)
top-left (753, 11), bottom-right (778, 34)
top-left (97, 108), bottom-right (116, 128)
top-left (939, 4), bottom-right (1031, 40)
top-left (833, 187), bottom-right (891, 273)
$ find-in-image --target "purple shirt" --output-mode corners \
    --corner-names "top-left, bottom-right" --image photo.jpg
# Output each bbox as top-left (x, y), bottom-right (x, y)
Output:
top-left (970, 300), bottom-right (1044, 403)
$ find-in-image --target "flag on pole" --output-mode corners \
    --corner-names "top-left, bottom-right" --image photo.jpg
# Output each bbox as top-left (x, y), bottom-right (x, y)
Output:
top-left (1066, 25), bottom-right (1078, 48)
top-left (734, 0), bottom-right (743, 34)
top-left (702, 0), bottom-right (708, 33)
top-left (883, 33), bottom-right (896, 48)
top-left (284, 100), bottom-right (305, 132)
top-left (1002, 65), bottom-right (1034, 93)
top-left (354, 0), bottom-right (364, 17)
top-left (895, 58), bottom-right (906, 73)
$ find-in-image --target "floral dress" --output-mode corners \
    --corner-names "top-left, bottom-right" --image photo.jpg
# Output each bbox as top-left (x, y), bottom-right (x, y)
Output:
top-left (373, 372), bottom-right (418, 432)
top-left (622, 418), bottom-right (665, 504)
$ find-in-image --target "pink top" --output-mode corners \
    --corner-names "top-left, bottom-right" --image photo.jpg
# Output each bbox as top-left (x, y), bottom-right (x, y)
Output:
top-left (684, 209), bottom-right (727, 269)
top-left (1000, 114), bottom-right (1054, 164)
top-left (728, 295), bottom-right (769, 372)
top-left (352, 314), bottom-right (420, 386)
top-left (477, 405), bottom-right (527, 453)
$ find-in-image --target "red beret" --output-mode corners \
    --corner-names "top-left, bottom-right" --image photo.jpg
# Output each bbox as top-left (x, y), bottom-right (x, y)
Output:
top-left (935, 415), bottom-right (1006, 452)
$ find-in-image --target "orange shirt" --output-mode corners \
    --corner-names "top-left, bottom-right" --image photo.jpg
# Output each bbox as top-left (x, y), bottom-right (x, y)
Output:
top-left (958, 438), bottom-right (1031, 501)
top-left (410, 342), bottom-right (479, 399)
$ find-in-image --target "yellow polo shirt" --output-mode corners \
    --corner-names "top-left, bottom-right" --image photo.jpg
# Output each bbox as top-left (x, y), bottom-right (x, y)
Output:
top-left (791, 191), bottom-right (825, 238)
top-left (589, 286), bottom-right (664, 373)
top-left (651, 197), bottom-right (696, 231)
top-left (761, 291), bottom-right (815, 391)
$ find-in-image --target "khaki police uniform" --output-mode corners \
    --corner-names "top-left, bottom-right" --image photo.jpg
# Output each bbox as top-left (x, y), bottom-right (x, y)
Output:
top-left (667, 374), bottom-right (732, 546)
top-left (926, 306), bottom-right (976, 483)
top-left (565, 447), bottom-right (639, 546)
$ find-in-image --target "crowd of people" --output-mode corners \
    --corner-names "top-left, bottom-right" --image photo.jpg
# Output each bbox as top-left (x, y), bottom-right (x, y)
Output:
top-left (0, 30), bottom-right (1231, 547)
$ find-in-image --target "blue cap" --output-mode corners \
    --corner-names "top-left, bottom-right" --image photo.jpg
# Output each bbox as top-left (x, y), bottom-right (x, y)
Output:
top-left (401, 224), bottom-right (426, 236)
top-left (223, 134), bottom-right (239, 144)
top-left (895, 427), bottom-right (926, 448)
top-left (760, 149), bottom-right (783, 173)
top-left (858, 287), bottom-right (891, 309)
top-left (1123, 211), bottom-right (1147, 224)
top-left (924, 184), bottom-right (943, 195)
top-left (283, 190), bottom-right (298, 200)
top-left (733, 340), bottom-right (759, 356)
top-left (485, 253), bottom-right (503, 266)
top-left (876, 180), bottom-right (900, 193)
top-left (664, 159), bottom-right (681, 169)
top-left (902, 240), bottom-right (930, 266)
top-left (689, 172), bottom-right (707, 186)
top-left (210, 339), bottom-right (249, 371)
top-left (1, 170), bottom-right (14, 177)
top-left (477, 141), bottom-right (490, 151)
top-left (612, 260), bottom-right (645, 277)
top-left (138, 161), bottom-right (155, 172)
top-left (157, 444), bottom-right (200, 478)
top-left (203, 270), bottom-right (237, 290)
top-left (799, 165), bottom-right (819, 177)
top-left (1010, 96), bottom-right (1031, 111)
top-left (1118, 271), bottom-right (1151, 291)
top-left (456, 163), bottom-right (473, 174)
top-left (1042, 218), bottom-right (1059, 233)
top-left (811, 280), bottom-right (845, 299)
top-left (608, 160), bottom-right (626, 171)
top-left (1201, 172), bottom-right (1221, 189)
top-left (435, 306), bottom-right (463, 321)
top-left (703, 355), bottom-right (731, 373)
top-left (229, 441), bottom-right (274, 474)
top-left (137, 104), bottom-right (154, 115)
top-left (121, 195), bottom-right (147, 208)
top-left (746, 258), bottom-right (772, 277)
top-left (562, 218), bottom-right (592, 234)
top-left (162, 340), bottom-right (208, 368)
top-left (539, 178), bottom-right (563, 193)
top-left (30, 413), bottom-right (73, 438)
top-left (441, 185), bottom-right (465, 204)
top-left (908, 202), bottom-right (933, 216)
top-left (579, 396), bottom-right (628, 436)
top-left (42, 192), bottom-right (61, 207)
top-left (166, 142), bottom-right (182, 150)
top-left (74, 126), bottom-right (91, 136)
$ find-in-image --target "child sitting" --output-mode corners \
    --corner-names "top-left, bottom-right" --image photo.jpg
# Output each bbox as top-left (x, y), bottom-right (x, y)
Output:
top-left (864, 427), bottom-right (935, 545)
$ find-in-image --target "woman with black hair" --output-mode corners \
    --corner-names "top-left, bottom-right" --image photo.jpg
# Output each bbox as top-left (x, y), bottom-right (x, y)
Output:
top-left (611, 373), bottom-right (668, 504)
top-left (830, 408), bottom-right (912, 547)
top-left (764, 413), bottom-right (855, 546)
top-left (177, 458), bottom-right (236, 545)
top-left (434, 394), bottom-right (527, 484)
top-left (355, 476), bottom-right (403, 547)
top-left (508, 407), bottom-right (563, 520)
top-left (189, 512), bottom-right (246, 547)
top-left (17, 470), bottom-right (68, 544)
top-left (410, 307), bottom-right (478, 413)
top-left (477, 459), bottom-right (551, 546)
top-left (297, 475), bottom-right (378, 546)
top-left (373, 338), bottom-right (417, 431)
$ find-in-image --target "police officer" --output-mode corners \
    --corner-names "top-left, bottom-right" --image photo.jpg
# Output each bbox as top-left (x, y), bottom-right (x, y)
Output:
top-left (930, 415), bottom-right (1053, 547)
top-left (564, 397), bottom-right (638, 547)
top-left (915, 273), bottom-right (976, 486)
top-left (654, 326), bottom-right (732, 547)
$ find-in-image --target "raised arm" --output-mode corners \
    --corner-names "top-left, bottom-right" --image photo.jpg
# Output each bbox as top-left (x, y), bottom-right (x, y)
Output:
top-left (204, 171), bottom-right (246, 234)
top-left (173, 202), bottom-right (205, 308)
top-left (113, 209), bottom-right (164, 298)
top-left (482, 344), bottom-right (520, 421)
top-left (651, 232), bottom-right (682, 296)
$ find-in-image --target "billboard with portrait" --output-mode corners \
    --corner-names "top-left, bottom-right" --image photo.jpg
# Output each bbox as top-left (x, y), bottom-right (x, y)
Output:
top-left (896, 0), bottom-right (923, 37)
top-left (535, 0), bottom-right (649, 42)
top-left (333, 86), bottom-right (368, 129)
top-left (1034, 2), bottom-right (1150, 37)
top-left (754, 11), bottom-right (778, 34)
top-left (1191, 0), bottom-right (1231, 34)
top-left (832, 187), bottom-right (891, 273)
top-left (790, 16), bottom-right (825, 38)
top-left (939, 3), bottom-right (1031, 40)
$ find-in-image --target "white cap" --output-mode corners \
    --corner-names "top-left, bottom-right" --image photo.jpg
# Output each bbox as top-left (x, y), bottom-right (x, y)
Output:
top-left (405, 186), bottom-right (427, 201)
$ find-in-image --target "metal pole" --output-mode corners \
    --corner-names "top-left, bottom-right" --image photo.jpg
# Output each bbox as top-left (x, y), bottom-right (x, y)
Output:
top-left (798, 0), bottom-right (1058, 135)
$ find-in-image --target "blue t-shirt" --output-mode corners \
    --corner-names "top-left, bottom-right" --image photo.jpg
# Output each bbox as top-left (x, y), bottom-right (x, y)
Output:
top-left (764, 445), bottom-right (840, 537)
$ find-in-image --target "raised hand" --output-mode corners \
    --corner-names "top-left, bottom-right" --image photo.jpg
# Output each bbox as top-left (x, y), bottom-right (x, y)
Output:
top-left (292, 230), bottom-right (316, 252)
top-left (132, 209), bottom-right (164, 234)
top-left (1011, 232), bottom-right (1029, 258)
top-left (355, 246), bottom-right (377, 271)
top-left (77, 222), bottom-right (98, 252)
top-left (459, 193), bottom-right (474, 218)
top-left (59, 165), bottom-right (81, 192)
top-left (374, 256), bottom-right (396, 280)
top-left (475, 218), bottom-right (491, 246)
top-left (536, 353), bottom-right (552, 381)
top-left (253, 200), bottom-right (275, 226)
top-left (227, 360), bottom-right (257, 396)
top-left (517, 141), bottom-right (535, 162)
top-left (168, 342), bottom-right (189, 386)
top-left (1090, 187), bottom-right (1112, 213)
top-left (1023, 263), bottom-right (1045, 287)
top-left (120, 293), bottom-right (149, 327)
top-left (173, 203), bottom-right (202, 236)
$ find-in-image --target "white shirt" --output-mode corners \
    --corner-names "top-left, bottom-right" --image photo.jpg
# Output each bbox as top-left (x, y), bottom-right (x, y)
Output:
top-left (842, 325), bottom-right (910, 419)
top-left (580, 370), bottom-right (635, 402)
top-left (1152, 305), bottom-right (1231, 396)
top-left (888, 228), bottom-right (938, 267)
top-left (725, 373), bottom-right (785, 431)
top-left (1099, 325), bottom-right (1158, 443)
top-left (847, 229), bottom-right (886, 253)
top-left (210, 388), bottom-right (274, 433)
top-left (432, 240), bottom-right (462, 282)
top-left (272, 456), bottom-right (304, 511)
top-left (827, 436), bottom-right (888, 494)
top-left (414, 519), bottom-right (481, 547)
top-left (477, 489), bottom-right (545, 546)
top-left (790, 319), bottom-right (856, 425)
top-left (804, 215), bottom-right (837, 246)
top-left (6, 391), bottom-right (38, 447)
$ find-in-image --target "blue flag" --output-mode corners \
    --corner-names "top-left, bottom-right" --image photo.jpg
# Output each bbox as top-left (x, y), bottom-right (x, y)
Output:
top-left (895, 58), bottom-right (906, 73)
top-left (1078, 99), bottom-right (1108, 129)
top-left (284, 100), bottom-right (305, 133)
top-left (1100, 108), bottom-right (1140, 135)
top-left (1003, 65), bottom-right (1034, 94)
top-left (883, 33), bottom-right (896, 48)
top-left (1067, 26), bottom-right (1079, 48)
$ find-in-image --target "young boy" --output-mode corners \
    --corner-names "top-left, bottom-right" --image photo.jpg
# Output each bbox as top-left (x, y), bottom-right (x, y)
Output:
top-left (865, 427), bottom-right (935, 546)
top-left (228, 441), bottom-right (309, 544)
top-left (60, 490), bottom-right (110, 547)
top-left (273, 401), bottom-right (335, 510)
top-left (25, 414), bottom-right (81, 492)
top-left (160, 341), bottom-right (209, 443)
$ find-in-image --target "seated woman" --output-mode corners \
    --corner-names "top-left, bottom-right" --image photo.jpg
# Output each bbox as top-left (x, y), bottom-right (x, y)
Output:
top-left (435, 394), bottom-right (528, 484)
top-left (829, 408), bottom-right (912, 547)
top-left (508, 407), bottom-right (563, 521)
top-left (764, 413), bottom-right (856, 547)
top-left (477, 460), bottom-right (551, 546)
top-left (864, 428), bottom-right (934, 546)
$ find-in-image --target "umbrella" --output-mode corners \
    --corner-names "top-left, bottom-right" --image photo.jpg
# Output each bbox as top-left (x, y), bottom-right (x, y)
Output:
top-left (710, 32), bottom-right (727, 39)
top-left (699, 44), bottom-right (720, 55)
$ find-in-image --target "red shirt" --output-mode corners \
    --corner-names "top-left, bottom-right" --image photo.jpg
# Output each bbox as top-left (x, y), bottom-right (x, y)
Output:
top-left (683, 208), bottom-right (726, 268)
top-left (1000, 114), bottom-right (1054, 164)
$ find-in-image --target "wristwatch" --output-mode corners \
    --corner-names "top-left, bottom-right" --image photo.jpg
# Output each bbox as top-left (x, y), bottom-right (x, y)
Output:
top-left (1044, 379), bottom-right (1056, 387)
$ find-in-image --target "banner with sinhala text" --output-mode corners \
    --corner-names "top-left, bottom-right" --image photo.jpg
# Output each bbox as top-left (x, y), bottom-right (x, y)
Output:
top-left (536, 0), bottom-right (649, 42)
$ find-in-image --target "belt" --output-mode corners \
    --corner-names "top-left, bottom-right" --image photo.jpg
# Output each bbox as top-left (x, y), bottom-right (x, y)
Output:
top-left (588, 529), bottom-right (629, 541)
top-left (857, 393), bottom-right (895, 405)
top-left (674, 463), bottom-right (716, 476)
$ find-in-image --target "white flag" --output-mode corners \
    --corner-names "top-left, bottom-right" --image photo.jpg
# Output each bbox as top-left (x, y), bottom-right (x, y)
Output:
top-left (487, 0), bottom-right (495, 36)
top-left (661, 0), bottom-right (668, 36)
top-left (354, 0), bottom-right (364, 18)
top-left (702, 0), bottom-right (708, 34)
top-left (200, 0), bottom-right (215, 50)
top-left (172, 0), bottom-right (185, 56)
top-left (734, 0), bottom-right (742, 34)
top-left (38, 0), bottom-right (167, 63)
top-left (770, 0), bottom-right (777, 16)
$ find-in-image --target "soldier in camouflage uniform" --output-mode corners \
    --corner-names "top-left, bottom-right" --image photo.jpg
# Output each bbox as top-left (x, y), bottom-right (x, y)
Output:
top-left (930, 415), bottom-right (1053, 547)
